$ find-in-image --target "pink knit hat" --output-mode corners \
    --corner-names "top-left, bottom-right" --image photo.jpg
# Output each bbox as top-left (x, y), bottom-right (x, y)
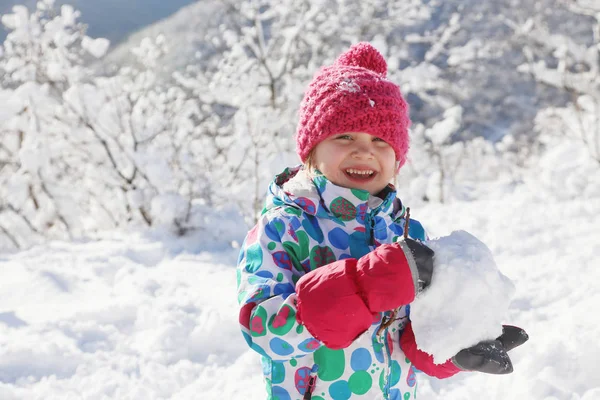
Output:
top-left (295, 42), bottom-right (411, 167)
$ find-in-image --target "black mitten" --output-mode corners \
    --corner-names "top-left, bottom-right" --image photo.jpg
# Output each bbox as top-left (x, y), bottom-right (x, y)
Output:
top-left (398, 238), bottom-right (435, 292)
top-left (497, 325), bottom-right (529, 352)
top-left (452, 340), bottom-right (513, 374)
top-left (452, 325), bottom-right (529, 374)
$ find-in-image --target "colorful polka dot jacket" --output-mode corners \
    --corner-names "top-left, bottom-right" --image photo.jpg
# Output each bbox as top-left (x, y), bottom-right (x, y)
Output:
top-left (237, 166), bottom-right (459, 400)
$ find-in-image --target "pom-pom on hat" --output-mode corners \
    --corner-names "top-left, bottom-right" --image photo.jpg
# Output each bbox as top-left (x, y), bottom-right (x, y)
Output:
top-left (295, 42), bottom-right (410, 167)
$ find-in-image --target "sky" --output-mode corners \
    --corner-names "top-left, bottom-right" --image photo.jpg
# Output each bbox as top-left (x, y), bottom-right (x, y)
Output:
top-left (0, 0), bottom-right (197, 46)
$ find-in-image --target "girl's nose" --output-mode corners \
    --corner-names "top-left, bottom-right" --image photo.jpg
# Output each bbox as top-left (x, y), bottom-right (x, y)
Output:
top-left (352, 141), bottom-right (375, 159)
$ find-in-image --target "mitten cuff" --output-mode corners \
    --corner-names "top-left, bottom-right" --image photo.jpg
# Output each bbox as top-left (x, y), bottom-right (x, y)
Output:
top-left (395, 238), bottom-right (419, 294)
top-left (400, 322), bottom-right (462, 379)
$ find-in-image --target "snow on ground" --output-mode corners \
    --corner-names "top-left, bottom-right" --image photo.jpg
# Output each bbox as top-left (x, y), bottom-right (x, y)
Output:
top-left (1, 188), bottom-right (599, 400)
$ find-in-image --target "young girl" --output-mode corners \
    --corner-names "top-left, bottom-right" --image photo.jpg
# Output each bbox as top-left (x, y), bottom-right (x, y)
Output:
top-left (237, 43), bottom-right (527, 400)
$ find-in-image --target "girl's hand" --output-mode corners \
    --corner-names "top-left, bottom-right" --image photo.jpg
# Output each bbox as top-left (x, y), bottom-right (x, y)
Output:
top-left (452, 325), bottom-right (529, 374)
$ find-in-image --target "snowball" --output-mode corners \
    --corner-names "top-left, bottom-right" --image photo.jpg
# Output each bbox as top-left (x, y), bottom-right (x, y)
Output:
top-left (409, 230), bottom-right (515, 364)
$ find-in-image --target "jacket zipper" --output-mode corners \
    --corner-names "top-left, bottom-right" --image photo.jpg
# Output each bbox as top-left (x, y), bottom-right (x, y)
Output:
top-left (367, 213), bottom-right (376, 245)
top-left (379, 312), bottom-right (391, 399)
top-left (303, 364), bottom-right (319, 400)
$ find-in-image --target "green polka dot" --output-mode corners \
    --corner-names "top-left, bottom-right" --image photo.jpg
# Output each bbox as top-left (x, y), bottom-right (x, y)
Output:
top-left (296, 325), bottom-right (304, 334)
top-left (283, 231), bottom-right (310, 272)
top-left (272, 361), bottom-right (285, 384)
top-left (348, 371), bottom-right (372, 395)
top-left (250, 306), bottom-right (268, 337)
top-left (404, 393), bottom-right (411, 400)
top-left (268, 305), bottom-right (296, 336)
top-left (236, 269), bottom-right (241, 288)
top-left (237, 291), bottom-right (247, 304)
top-left (389, 361), bottom-right (401, 386)
top-left (309, 245), bottom-right (336, 270)
top-left (312, 397), bottom-right (325, 400)
top-left (276, 273), bottom-right (283, 282)
top-left (268, 242), bottom-right (276, 251)
top-left (371, 369), bottom-right (375, 374)
top-left (245, 244), bottom-right (263, 272)
top-left (351, 188), bottom-right (370, 201)
top-left (315, 347), bottom-right (346, 381)
top-left (284, 206), bottom-right (302, 216)
top-left (290, 359), bottom-right (297, 367)
top-left (379, 369), bottom-right (386, 392)
top-left (330, 197), bottom-right (357, 221)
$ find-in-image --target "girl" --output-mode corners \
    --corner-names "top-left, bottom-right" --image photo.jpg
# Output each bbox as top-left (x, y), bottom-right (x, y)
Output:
top-left (237, 43), bottom-right (527, 400)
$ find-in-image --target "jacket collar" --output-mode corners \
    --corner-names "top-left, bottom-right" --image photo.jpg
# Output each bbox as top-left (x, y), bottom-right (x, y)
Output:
top-left (266, 165), bottom-right (405, 222)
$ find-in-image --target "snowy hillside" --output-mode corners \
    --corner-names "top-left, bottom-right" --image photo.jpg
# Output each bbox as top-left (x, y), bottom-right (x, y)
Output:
top-left (101, 0), bottom-right (225, 76)
top-left (1, 186), bottom-right (599, 399)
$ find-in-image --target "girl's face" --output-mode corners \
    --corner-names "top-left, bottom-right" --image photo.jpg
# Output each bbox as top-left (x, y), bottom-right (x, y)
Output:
top-left (311, 132), bottom-right (397, 195)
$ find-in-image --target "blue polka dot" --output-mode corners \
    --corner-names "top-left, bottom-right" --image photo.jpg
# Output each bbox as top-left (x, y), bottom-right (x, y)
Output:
top-left (272, 385), bottom-right (292, 400)
top-left (356, 204), bottom-right (368, 224)
top-left (269, 337), bottom-right (294, 356)
top-left (248, 285), bottom-right (271, 302)
top-left (389, 222), bottom-right (404, 236)
top-left (274, 283), bottom-right (294, 296)
top-left (265, 218), bottom-right (286, 242)
top-left (350, 348), bottom-right (372, 371)
top-left (298, 338), bottom-right (320, 353)
top-left (389, 388), bottom-right (401, 400)
top-left (303, 216), bottom-right (324, 242)
top-left (328, 228), bottom-right (350, 250)
top-left (329, 380), bottom-right (351, 400)
top-left (409, 219), bottom-right (426, 241)
top-left (290, 217), bottom-right (301, 230)
top-left (250, 341), bottom-right (269, 358)
top-left (374, 216), bottom-right (388, 240)
top-left (256, 270), bottom-right (274, 279)
top-left (349, 231), bottom-right (371, 258)
top-left (242, 331), bottom-right (252, 347)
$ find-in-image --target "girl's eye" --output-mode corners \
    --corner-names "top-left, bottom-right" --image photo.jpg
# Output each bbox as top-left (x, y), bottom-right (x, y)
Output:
top-left (373, 137), bottom-right (386, 143)
top-left (336, 135), bottom-right (352, 140)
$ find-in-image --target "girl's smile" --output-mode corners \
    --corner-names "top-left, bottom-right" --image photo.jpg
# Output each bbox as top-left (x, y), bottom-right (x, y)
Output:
top-left (311, 132), bottom-right (397, 195)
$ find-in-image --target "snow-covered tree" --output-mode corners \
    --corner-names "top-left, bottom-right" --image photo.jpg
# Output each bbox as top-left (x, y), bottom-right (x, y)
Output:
top-left (508, 0), bottom-right (600, 199)
top-left (0, 1), bottom-right (108, 249)
top-left (0, 2), bottom-right (240, 250)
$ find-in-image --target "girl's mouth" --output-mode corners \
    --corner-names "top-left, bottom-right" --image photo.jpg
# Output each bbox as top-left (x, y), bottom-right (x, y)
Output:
top-left (345, 168), bottom-right (376, 181)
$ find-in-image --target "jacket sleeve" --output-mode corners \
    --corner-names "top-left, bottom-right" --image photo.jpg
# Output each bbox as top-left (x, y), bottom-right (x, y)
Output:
top-left (238, 212), bottom-right (418, 358)
top-left (399, 322), bottom-right (461, 379)
top-left (237, 212), bottom-right (325, 361)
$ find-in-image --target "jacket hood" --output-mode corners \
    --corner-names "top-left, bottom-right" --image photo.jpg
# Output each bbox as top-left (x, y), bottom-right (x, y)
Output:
top-left (263, 165), bottom-right (407, 223)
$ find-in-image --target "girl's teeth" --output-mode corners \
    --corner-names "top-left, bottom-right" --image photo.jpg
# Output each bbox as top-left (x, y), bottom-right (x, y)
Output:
top-left (346, 169), bottom-right (374, 175)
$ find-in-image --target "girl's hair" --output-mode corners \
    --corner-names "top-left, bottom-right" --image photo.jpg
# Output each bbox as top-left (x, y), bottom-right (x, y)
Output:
top-left (302, 149), bottom-right (319, 180)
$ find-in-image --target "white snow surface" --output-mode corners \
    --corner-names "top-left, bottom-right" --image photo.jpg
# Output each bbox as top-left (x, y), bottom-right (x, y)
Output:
top-left (1, 189), bottom-right (600, 399)
top-left (411, 230), bottom-right (516, 364)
